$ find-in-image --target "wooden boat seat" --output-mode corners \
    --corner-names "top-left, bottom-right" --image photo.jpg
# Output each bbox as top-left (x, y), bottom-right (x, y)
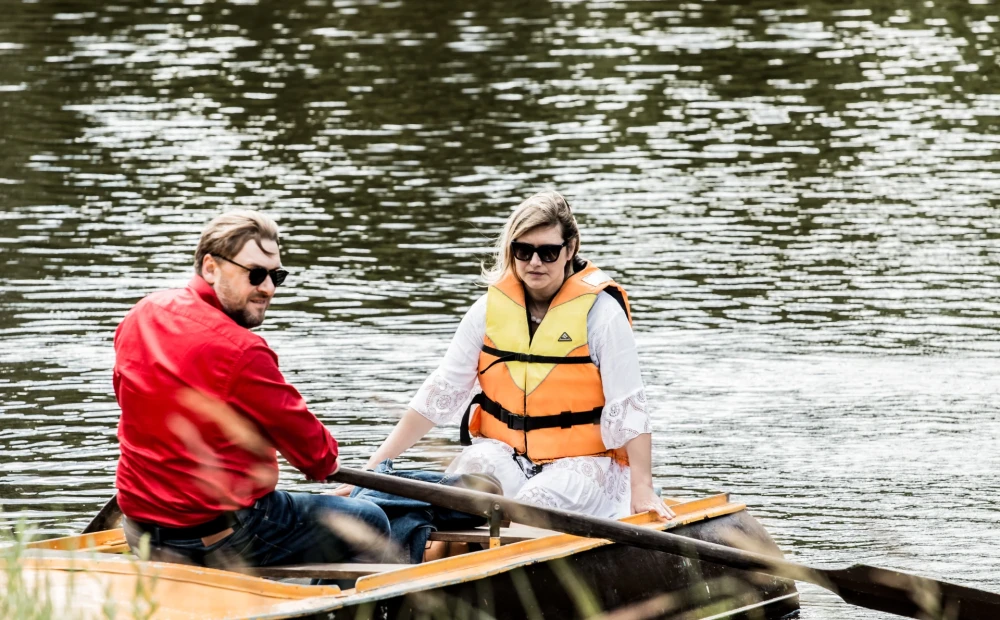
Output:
top-left (255, 525), bottom-right (557, 579)
top-left (252, 563), bottom-right (404, 580)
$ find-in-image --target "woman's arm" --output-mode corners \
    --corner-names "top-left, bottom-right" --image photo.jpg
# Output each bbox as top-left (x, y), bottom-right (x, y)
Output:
top-left (589, 292), bottom-right (673, 519)
top-left (330, 296), bottom-right (487, 496)
top-left (625, 433), bottom-right (674, 519)
top-left (364, 408), bottom-right (436, 468)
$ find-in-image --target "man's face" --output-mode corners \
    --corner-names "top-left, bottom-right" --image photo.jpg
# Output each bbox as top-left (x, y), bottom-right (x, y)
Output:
top-left (202, 238), bottom-right (281, 328)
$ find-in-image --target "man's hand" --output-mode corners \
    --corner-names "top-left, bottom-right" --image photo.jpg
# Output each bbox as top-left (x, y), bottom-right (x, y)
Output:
top-left (322, 457), bottom-right (349, 495)
top-left (631, 485), bottom-right (674, 521)
top-left (325, 484), bottom-right (354, 497)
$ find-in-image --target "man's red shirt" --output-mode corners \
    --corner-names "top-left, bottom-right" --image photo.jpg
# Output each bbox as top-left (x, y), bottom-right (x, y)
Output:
top-left (114, 275), bottom-right (339, 527)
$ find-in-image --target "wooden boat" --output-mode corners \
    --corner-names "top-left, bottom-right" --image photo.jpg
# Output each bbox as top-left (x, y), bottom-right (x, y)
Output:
top-left (9, 493), bottom-right (799, 619)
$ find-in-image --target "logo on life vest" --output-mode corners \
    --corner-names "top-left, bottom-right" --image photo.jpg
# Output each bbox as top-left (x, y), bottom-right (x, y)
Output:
top-left (558, 332), bottom-right (572, 342)
top-left (582, 269), bottom-right (611, 287)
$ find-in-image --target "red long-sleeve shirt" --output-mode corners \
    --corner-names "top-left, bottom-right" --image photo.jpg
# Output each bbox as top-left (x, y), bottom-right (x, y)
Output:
top-left (113, 275), bottom-right (338, 527)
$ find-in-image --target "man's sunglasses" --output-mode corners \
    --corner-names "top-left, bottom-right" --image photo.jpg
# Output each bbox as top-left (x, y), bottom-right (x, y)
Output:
top-left (510, 240), bottom-right (567, 263)
top-left (213, 254), bottom-right (288, 287)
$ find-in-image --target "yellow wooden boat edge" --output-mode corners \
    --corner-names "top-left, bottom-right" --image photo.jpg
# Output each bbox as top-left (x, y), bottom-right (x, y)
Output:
top-left (26, 528), bottom-right (128, 553)
top-left (664, 493), bottom-right (731, 515)
top-left (10, 550), bottom-right (341, 600)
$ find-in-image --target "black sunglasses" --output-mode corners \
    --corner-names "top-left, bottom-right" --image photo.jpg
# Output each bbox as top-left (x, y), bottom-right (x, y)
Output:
top-left (510, 240), bottom-right (567, 263)
top-left (213, 254), bottom-right (288, 287)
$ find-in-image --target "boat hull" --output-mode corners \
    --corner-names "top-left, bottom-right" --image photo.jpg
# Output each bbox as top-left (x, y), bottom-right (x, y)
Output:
top-left (315, 511), bottom-right (798, 619)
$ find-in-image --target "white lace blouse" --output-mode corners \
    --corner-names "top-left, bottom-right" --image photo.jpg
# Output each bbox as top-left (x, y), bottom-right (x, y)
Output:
top-left (409, 291), bottom-right (651, 449)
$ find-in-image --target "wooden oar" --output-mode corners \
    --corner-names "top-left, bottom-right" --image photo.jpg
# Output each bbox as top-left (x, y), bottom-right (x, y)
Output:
top-left (331, 467), bottom-right (1000, 620)
top-left (79, 469), bottom-right (1000, 618)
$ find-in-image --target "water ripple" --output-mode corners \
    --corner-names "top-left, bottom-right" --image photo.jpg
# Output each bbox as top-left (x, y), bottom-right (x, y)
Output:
top-left (2, 2), bottom-right (999, 616)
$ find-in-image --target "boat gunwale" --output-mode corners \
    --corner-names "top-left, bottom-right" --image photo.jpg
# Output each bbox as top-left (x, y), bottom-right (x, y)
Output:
top-left (8, 550), bottom-right (342, 600)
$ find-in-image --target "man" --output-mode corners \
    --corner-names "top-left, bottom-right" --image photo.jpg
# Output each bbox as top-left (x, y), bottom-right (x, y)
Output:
top-left (114, 209), bottom-right (389, 568)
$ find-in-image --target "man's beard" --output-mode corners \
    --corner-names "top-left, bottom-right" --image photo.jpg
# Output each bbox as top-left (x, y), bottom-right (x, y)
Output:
top-left (225, 299), bottom-right (268, 328)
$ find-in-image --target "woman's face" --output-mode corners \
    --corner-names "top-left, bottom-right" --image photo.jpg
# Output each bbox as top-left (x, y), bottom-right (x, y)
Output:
top-left (512, 224), bottom-right (572, 300)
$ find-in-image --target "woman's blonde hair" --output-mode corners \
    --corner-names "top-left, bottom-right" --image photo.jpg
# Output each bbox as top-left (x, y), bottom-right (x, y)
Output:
top-left (194, 209), bottom-right (280, 275)
top-left (481, 190), bottom-right (580, 285)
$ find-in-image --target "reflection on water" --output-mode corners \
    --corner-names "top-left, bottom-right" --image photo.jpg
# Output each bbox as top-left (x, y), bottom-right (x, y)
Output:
top-left (1, 1), bottom-right (999, 617)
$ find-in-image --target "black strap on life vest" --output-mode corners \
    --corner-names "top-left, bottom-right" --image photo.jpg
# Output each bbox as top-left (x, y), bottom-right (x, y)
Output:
top-left (459, 396), bottom-right (475, 446)
top-left (603, 285), bottom-right (631, 323)
top-left (478, 344), bottom-right (593, 375)
top-left (459, 392), bottom-right (602, 446)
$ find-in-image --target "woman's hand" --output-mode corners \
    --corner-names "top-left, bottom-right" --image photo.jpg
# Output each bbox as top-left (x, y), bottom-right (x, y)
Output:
top-left (631, 485), bottom-right (674, 521)
top-left (624, 434), bottom-right (674, 520)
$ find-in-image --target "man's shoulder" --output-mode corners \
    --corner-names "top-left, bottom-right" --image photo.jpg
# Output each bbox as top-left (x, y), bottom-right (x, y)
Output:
top-left (129, 285), bottom-right (202, 324)
top-left (126, 285), bottom-right (268, 353)
top-left (123, 285), bottom-right (189, 324)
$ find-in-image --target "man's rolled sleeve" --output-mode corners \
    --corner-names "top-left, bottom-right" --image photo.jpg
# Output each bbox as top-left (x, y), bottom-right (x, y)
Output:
top-left (227, 345), bottom-right (339, 481)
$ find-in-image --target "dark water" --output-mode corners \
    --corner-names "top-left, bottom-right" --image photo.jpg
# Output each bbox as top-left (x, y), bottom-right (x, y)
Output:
top-left (2, 0), bottom-right (999, 616)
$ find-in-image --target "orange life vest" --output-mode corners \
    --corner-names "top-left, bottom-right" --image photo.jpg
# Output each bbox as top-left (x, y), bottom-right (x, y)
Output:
top-left (462, 261), bottom-right (632, 465)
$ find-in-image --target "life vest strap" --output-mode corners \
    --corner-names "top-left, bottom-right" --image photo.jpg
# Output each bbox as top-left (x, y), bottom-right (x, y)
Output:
top-left (478, 344), bottom-right (594, 375)
top-left (464, 392), bottom-right (602, 436)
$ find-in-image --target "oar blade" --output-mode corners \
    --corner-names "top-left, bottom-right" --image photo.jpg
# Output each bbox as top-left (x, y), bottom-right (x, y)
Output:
top-left (81, 495), bottom-right (122, 534)
top-left (825, 564), bottom-right (1000, 620)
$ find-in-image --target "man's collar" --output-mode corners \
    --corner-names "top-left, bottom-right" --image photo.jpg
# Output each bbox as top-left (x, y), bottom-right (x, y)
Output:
top-left (189, 275), bottom-right (225, 312)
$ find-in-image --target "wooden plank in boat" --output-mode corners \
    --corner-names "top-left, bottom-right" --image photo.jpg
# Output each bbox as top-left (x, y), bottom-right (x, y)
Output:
top-left (25, 528), bottom-right (129, 554)
top-left (428, 524), bottom-right (553, 544)
top-left (252, 562), bottom-right (405, 580)
top-left (255, 526), bottom-right (557, 579)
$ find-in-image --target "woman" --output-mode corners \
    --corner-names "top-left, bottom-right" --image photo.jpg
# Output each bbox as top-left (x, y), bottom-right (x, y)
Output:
top-left (340, 191), bottom-right (672, 520)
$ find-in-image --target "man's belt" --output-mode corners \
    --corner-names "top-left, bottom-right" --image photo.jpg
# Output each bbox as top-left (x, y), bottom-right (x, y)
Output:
top-left (127, 512), bottom-right (239, 543)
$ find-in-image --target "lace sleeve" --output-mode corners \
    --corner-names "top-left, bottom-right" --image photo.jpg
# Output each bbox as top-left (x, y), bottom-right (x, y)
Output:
top-left (408, 295), bottom-right (486, 426)
top-left (410, 370), bottom-right (477, 425)
top-left (601, 388), bottom-right (652, 449)
top-left (589, 292), bottom-right (653, 449)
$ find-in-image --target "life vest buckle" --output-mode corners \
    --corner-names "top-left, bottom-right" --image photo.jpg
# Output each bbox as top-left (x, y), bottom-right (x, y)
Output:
top-left (498, 408), bottom-right (526, 431)
top-left (558, 411), bottom-right (575, 429)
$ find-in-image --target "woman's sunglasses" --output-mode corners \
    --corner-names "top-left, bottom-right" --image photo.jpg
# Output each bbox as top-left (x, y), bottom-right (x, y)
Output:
top-left (213, 254), bottom-right (288, 287)
top-left (510, 240), bottom-right (567, 263)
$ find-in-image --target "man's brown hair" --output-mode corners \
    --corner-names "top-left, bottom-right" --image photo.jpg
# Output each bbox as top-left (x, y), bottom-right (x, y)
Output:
top-left (194, 210), bottom-right (280, 275)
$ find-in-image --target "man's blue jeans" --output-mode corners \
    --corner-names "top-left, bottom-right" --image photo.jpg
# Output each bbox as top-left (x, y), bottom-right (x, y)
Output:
top-left (123, 490), bottom-right (391, 569)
